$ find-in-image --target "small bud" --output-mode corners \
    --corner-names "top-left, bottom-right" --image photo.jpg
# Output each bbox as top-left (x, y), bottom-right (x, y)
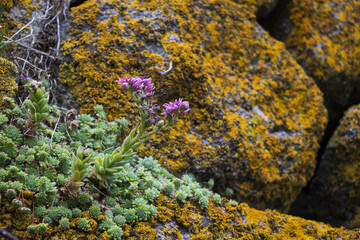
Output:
top-left (121, 82), bottom-right (129, 90)
top-left (154, 120), bottom-right (164, 130)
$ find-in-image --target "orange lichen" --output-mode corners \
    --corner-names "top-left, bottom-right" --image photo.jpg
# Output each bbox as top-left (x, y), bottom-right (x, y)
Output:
top-left (59, 0), bottom-right (327, 212)
top-left (286, 0), bottom-right (360, 111)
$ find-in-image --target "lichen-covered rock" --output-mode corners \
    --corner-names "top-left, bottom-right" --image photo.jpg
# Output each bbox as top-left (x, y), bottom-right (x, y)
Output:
top-left (286, 0), bottom-right (360, 123)
top-left (0, 57), bottom-right (17, 107)
top-left (238, 0), bottom-right (279, 18)
top-left (59, 0), bottom-right (327, 212)
top-left (304, 104), bottom-right (360, 228)
top-left (2, 193), bottom-right (360, 239)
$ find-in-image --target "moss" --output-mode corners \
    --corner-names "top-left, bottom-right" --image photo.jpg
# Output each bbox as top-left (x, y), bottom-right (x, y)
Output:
top-left (0, 57), bottom-right (17, 107)
top-left (59, 0), bottom-right (327, 212)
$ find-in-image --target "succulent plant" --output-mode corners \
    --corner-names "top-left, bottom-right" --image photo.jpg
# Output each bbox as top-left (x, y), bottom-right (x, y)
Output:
top-left (24, 85), bottom-right (50, 126)
top-left (225, 187), bottom-right (234, 197)
top-left (5, 188), bottom-right (16, 199)
top-left (0, 112), bottom-right (8, 125)
top-left (59, 217), bottom-right (70, 229)
top-left (165, 182), bottom-right (175, 195)
top-left (0, 75), bottom-right (228, 238)
top-left (76, 218), bottom-right (89, 231)
top-left (114, 215), bottom-right (126, 226)
top-left (88, 205), bottom-right (101, 219)
top-left (62, 147), bottom-right (94, 196)
top-left (124, 209), bottom-right (136, 225)
top-left (37, 223), bottom-right (48, 235)
top-left (99, 218), bottom-right (115, 231)
top-left (26, 225), bottom-right (37, 233)
top-left (3, 125), bottom-right (23, 145)
top-left (19, 207), bottom-right (31, 215)
top-left (0, 182), bottom-right (9, 192)
top-left (34, 206), bottom-right (46, 218)
top-left (213, 194), bottom-right (222, 204)
top-left (12, 199), bottom-right (23, 208)
top-left (105, 210), bottom-right (114, 219)
top-left (199, 196), bottom-right (209, 209)
top-left (105, 197), bottom-right (117, 207)
top-left (72, 208), bottom-right (82, 218)
top-left (108, 226), bottom-right (123, 240)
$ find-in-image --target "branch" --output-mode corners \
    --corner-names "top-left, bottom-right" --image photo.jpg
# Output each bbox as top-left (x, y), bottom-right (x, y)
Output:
top-left (5, 38), bottom-right (56, 59)
top-left (159, 61), bottom-right (173, 75)
top-left (2, 17), bottom-right (36, 42)
top-left (50, 114), bottom-right (61, 149)
top-left (56, 14), bottom-right (61, 55)
top-left (14, 56), bottom-right (47, 72)
top-left (0, 228), bottom-right (18, 240)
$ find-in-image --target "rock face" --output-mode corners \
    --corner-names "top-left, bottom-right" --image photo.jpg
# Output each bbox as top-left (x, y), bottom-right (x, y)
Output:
top-left (59, 0), bottom-right (327, 212)
top-left (0, 57), bottom-right (18, 107)
top-left (2, 193), bottom-right (360, 239)
top-left (305, 104), bottom-right (360, 228)
top-left (286, 0), bottom-right (360, 125)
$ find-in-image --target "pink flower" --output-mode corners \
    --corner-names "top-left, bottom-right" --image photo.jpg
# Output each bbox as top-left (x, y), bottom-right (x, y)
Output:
top-left (117, 76), bottom-right (155, 99)
top-left (161, 99), bottom-right (190, 119)
top-left (116, 76), bottom-right (145, 91)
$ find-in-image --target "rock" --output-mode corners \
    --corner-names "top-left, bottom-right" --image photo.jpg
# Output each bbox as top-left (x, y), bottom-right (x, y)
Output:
top-left (254, 0), bottom-right (279, 18)
top-left (2, 193), bottom-right (360, 239)
top-left (286, 0), bottom-right (360, 125)
top-left (0, 57), bottom-right (18, 107)
top-left (257, 0), bottom-right (294, 42)
top-left (305, 104), bottom-right (360, 228)
top-left (59, 0), bottom-right (327, 212)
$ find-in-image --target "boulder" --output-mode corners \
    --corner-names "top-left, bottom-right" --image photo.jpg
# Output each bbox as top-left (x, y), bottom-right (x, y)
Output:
top-left (59, 0), bottom-right (327, 212)
top-left (286, 0), bottom-right (360, 124)
top-left (2, 193), bottom-right (360, 239)
top-left (305, 104), bottom-right (360, 228)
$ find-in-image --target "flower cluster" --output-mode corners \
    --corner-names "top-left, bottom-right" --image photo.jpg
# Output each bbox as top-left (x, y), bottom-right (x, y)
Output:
top-left (161, 98), bottom-right (190, 124)
top-left (142, 100), bottom-right (160, 125)
top-left (92, 76), bottom-right (190, 185)
top-left (117, 76), bottom-right (190, 126)
top-left (116, 76), bottom-right (155, 99)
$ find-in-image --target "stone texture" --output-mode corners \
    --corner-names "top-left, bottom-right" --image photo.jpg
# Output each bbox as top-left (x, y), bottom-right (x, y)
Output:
top-left (59, 0), bottom-right (327, 212)
top-left (286, 0), bottom-right (360, 125)
top-left (305, 104), bottom-right (360, 228)
top-left (2, 193), bottom-right (360, 239)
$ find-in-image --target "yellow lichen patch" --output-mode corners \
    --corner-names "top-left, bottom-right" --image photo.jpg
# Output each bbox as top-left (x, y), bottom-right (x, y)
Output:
top-left (59, 0), bottom-right (327, 212)
top-left (0, 57), bottom-right (17, 107)
top-left (131, 222), bottom-right (158, 239)
top-left (2, 0), bottom-right (35, 11)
